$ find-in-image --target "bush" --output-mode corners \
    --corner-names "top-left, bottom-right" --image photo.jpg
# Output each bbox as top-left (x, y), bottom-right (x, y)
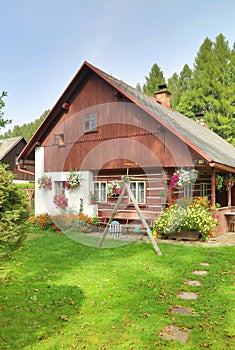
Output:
top-left (0, 163), bottom-right (30, 257)
top-left (153, 197), bottom-right (218, 240)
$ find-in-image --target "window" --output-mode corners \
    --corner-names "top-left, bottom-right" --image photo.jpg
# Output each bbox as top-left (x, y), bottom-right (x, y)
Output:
top-left (54, 181), bottom-right (65, 195)
top-left (85, 113), bottom-right (97, 133)
top-left (130, 181), bottom-right (146, 204)
top-left (94, 181), bottom-right (107, 202)
top-left (53, 134), bottom-right (65, 146)
top-left (200, 183), bottom-right (208, 197)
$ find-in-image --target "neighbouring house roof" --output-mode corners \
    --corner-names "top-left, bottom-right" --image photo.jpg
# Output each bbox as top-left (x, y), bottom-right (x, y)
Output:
top-left (0, 136), bottom-right (25, 160)
top-left (19, 61), bottom-right (235, 171)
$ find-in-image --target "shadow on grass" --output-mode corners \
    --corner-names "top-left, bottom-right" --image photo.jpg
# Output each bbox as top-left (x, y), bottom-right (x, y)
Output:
top-left (1, 282), bottom-right (83, 349)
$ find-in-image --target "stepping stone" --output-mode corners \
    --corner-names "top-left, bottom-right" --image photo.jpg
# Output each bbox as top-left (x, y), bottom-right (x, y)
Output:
top-left (177, 291), bottom-right (199, 300)
top-left (199, 262), bottom-right (210, 266)
top-left (192, 270), bottom-right (208, 276)
top-left (183, 280), bottom-right (202, 286)
top-left (159, 325), bottom-right (191, 343)
top-left (170, 306), bottom-right (193, 315)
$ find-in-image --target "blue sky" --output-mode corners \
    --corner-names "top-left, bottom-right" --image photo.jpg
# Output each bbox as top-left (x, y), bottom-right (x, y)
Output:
top-left (1, 0), bottom-right (235, 130)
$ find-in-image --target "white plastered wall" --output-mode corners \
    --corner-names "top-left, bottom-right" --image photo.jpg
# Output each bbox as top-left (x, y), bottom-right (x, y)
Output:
top-left (35, 146), bottom-right (98, 217)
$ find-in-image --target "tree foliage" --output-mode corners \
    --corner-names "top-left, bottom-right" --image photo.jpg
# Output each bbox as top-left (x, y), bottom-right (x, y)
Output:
top-left (139, 33), bottom-right (235, 146)
top-left (0, 91), bottom-right (11, 129)
top-left (142, 63), bottom-right (166, 96)
top-left (0, 109), bottom-right (49, 141)
top-left (0, 163), bottom-right (30, 258)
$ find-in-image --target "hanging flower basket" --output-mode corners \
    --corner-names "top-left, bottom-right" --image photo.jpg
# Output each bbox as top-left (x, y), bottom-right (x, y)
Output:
top-left (38, 175), bottom-right (52, 190)
top-left (65, 171), bottom-right (80, 190)
top-left (108, 180), bottom-right (122, 197)
top-left (170, 169), bottom-right (191, 190)
top-left (53, 194), bottom-right (68, 209)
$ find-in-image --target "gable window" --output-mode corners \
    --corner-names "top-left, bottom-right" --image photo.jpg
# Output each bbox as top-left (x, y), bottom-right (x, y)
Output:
top-left (54, 181), bottom-right (65, 195)
top-left (53, 134), bottom-right (65, 146)
top-left (129, 181), bottom-right (146, 204)
top-left (85, 113), bottom-right (97, 133)
top-left (93, 181), bottom-right (107, 202)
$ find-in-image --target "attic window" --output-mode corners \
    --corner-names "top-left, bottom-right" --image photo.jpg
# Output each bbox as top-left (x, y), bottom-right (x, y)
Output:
top-left (53, 134), bottom-right (65, 146)
top-left (85, 113), bottom-right (97, 133)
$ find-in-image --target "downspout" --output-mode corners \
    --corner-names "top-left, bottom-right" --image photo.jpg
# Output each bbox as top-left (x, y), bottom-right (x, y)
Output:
top-left (17, 161), bottom-right (35, 176)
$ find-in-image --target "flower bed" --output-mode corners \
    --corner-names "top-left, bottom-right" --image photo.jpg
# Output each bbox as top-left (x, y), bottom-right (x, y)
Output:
top-left (153, 197), bottom-right (218, 241)
top-left (27, 213), bottom-right (99, 233)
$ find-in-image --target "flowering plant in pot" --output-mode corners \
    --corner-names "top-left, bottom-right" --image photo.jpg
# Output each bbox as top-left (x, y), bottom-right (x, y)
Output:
top-left (65, 171), bottom-right (80, 190)
top-left (108, 180), bottom-right (122, 197)
top-left (38, 175), bottom-right (52, 190)
top-left (53, 194), bottom-right (68, 209)
top-left (170, 169), bottom-right (191, 190)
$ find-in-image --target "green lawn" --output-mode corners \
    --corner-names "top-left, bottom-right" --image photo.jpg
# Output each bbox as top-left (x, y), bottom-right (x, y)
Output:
top-left (0, 229), bottom-right (234, 350)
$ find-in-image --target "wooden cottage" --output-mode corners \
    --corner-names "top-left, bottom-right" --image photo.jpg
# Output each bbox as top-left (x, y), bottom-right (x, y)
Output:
top-left (18, 61), bottom-right (235, 232)
top-left (0, 136), bottom-right (34, 182)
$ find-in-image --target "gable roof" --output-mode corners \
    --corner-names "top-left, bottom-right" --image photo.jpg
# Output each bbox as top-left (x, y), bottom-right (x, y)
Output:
top-left (0, 136), bottom-right (25, 160)
top-left (19, 61), bottom-right (235, 171)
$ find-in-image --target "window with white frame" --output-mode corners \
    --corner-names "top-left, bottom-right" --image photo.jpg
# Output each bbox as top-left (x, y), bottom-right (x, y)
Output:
top-left (54, 181), bottom-right (65, 195)
top-left (94, 181), bottom-right (107, 202)
top-left (200, 183), bottom-right (208, 197)
top-left (129, 181), bottom-right (146, 204)
top-left (85, 112), bottom-right (97, 133)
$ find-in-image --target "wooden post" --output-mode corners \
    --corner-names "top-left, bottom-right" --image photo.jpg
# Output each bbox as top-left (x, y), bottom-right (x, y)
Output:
top-left (98, 186), bottom-right (127, 248)
top-left (123, 179), bottom-right (162, 256)
top-left (211, 168), bottom-right (216, 207)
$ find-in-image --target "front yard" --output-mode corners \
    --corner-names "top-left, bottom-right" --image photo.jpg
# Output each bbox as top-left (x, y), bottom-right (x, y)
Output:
top-left (0, 228), bottom-right (234, 349)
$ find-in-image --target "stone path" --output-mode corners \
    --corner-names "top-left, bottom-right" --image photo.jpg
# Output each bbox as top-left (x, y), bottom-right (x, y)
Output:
top-left (159, 262), bottom-right (211, 344)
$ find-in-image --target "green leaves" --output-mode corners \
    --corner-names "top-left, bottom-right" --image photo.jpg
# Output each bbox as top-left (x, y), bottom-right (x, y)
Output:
top-left (0, 164), bottom-right (29, 257)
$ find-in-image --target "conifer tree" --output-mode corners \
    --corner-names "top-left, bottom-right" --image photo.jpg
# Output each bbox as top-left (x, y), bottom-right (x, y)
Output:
top-left (143, 63), bottom-right (166, 97)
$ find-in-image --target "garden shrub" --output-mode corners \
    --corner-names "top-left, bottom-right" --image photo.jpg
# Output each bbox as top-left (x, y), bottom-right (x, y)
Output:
top-left (0, 163), bottom-right (30, 257)
top-left (153, 197), bottom-right (218, 240)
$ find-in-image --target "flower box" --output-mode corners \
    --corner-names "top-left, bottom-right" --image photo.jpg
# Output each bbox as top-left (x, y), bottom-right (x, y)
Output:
top-left (168, 231), bottom-right (200, 241)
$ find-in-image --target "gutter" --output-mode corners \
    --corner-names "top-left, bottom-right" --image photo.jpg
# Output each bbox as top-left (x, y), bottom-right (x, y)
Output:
top-left (209, 162), bottom-right (235, 173)
top-left (17, 161), bottom-right (35, 176)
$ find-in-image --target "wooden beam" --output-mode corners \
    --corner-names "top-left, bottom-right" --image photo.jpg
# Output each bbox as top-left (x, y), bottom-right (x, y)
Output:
top-left (123, 179), bottom-right (162, 256)
top-left (98, 186), bottom-right (127, 248)
top-left (211, 168), bottom-right (216, 206)
top-left (98, 179), bottom-right (162, 256)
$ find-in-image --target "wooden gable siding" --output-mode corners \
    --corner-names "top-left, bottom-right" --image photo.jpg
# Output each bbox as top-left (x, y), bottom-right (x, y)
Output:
top-left (43, 78), bottom-right (202, 172)
top-left (2, 140), bottom-right (34, 181)
top-left (42, 72), bottom-right (129, 148)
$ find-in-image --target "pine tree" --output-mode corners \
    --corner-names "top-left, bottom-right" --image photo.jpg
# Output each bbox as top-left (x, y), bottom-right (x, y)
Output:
top-left (142, 63), bottom-right (166, 97)
top-left (167, 64), bottom-right (192, 109)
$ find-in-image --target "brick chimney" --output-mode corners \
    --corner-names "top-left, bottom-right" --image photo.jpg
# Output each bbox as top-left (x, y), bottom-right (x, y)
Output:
top-left (155, 84), bottom-right (171, 109)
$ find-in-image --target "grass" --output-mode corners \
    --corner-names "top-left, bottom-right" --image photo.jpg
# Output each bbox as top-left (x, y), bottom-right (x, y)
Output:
top-left (0, 228), bottom-right (234, 350)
